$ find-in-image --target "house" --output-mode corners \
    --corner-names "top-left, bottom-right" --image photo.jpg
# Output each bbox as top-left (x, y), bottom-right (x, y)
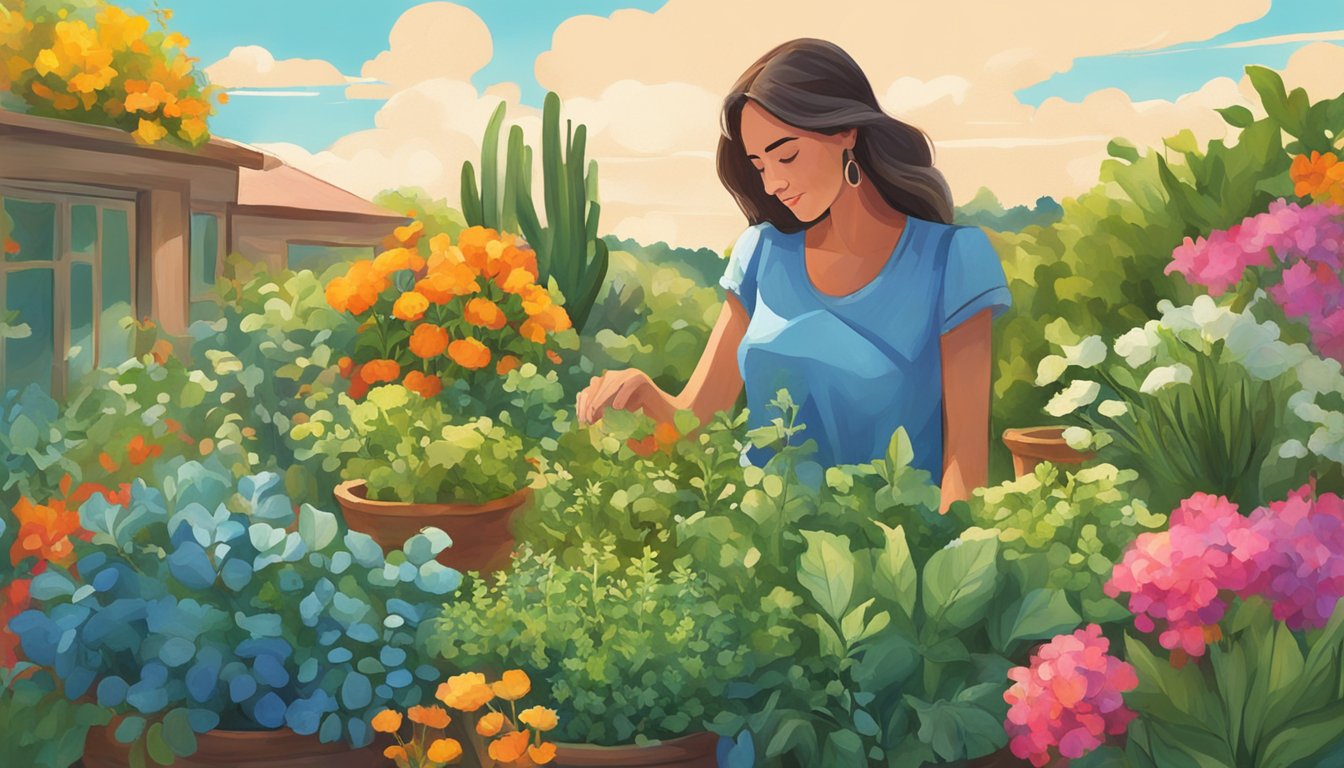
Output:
top-left (0, 108), bottom-right (409, 396)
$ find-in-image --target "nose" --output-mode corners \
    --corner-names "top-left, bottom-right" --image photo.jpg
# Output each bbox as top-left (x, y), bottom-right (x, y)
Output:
top-left (761, 165), bottom-right (789, 197)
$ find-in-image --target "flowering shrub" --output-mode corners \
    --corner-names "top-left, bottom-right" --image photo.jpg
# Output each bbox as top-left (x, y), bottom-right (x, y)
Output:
top-left (1003, 624), bottom-right (1138, 766)
top-left (374, 668), bottom-right (559, 767)
top-left (1106, 486), bottom-right (1344, 661)
top-left (326, 223), bottom-right (576, 403)
top-left (1165, 195), bottom-right (1344, 362)
top-left (0, 0), bottom-right (226, 146)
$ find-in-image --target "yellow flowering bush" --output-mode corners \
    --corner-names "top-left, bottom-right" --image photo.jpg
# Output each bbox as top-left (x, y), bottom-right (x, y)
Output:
top-left (0, 0), bottom-right (226, 146)
top-left (327, 222), bottom-right (576, 402)
top-left (374, 669), bottom-right (559, 767)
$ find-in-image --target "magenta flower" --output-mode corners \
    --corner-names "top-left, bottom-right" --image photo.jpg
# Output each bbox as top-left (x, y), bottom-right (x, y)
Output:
top-left (1004, 624), bottom-right (1139, 767)
top-left (1243, 486), bottom-right (1344, 630)
top-left (1165, 199), bottom-right (1344, 362)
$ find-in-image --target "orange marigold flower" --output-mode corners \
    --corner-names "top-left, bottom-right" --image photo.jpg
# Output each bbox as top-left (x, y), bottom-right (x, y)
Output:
top-left (518, 706), bottom-right (558, 732)
top-left (383, 220), bottom-right (425, 250)
top-left (9, 497), bottom-right (81, 567)
top-left (520, 284), bottom-right (552, 316)
top-left (534, 305), bottom-right (572, 333)
top-left (448, 338), bottom-right (491, 370)
top-left (416, 264), bottom-right (479, 303)
top-left (325, 276), bottom-right (358, 313)
top-left (392, 291), bottom-right (430, 321)
top-left (409, 324), bottom-right (450, 359)
top-left (492, 670), bottom-right (531, 702)
top-left (457, 226), bottom-right (500, 273)
top-left (627, 434), bottom-right (658, 457)
top-left (501, 244), bottom-right (539, 280)
top-left (427, 242), bottom-right (465, 273)
top-left (127, 435), bottom-right (162, 466)
top-left (360, 359), bottom-right (401, 384)
top-left (496, 355), bottom-right (522, 375)
top-left (403, 370), bottom-right (444, 399)
top-left (546, 349), bottom-right (562, 365)
top-left (499, 267), bottom-right (534, 295)
top-left (488, 730), bottom-right (531, 763)
top-left (654, 422), bottom-right (680, 451)
top-left (374, 246), bottom-right (426, 276)
top-left (519, 318), bottom-right (546, 344)
top-left (371, 709), bottom-right (403, 734)
top-left (1290, 151), bottom-right (1341, 199)
top-left (529, 743), bottom-right (558, 765)
top-left (348, 371), bottom-right (372, 400)
top-left (475, 711), bottom-right (505, 737)
top-left (464, 297), bottom-right (507, 331)
top-left (436, 672), bottom-right (494, 712)
top-left (427, 738), bottom-right (462, 763)
top-left (408, 705), bottom-right (452, 729)
top-left (337, 356), bottom-right (354, 378)
top-left (383, 745), bottom-right (407, 761)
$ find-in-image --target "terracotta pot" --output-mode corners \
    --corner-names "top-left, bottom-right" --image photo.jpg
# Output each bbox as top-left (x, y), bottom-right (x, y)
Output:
top-left (1001, 426), bottom-right (1096, 479)
top-left (333, 479), bottom-right (531, 574)
top-left (550, 731), bottom-right (719, 768)
top-left (81, 724), bottom-right (387, 768)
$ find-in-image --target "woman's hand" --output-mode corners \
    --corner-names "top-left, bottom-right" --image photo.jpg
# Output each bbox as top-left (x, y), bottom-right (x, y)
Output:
top-left (576, 369), bottom-right (664, 426)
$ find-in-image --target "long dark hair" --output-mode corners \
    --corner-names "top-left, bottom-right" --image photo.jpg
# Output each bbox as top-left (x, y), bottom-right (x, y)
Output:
top-left (717, 38), bottom-right (954, 232)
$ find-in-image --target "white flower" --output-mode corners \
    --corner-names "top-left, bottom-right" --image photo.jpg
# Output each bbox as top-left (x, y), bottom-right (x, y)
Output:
top-left (1045, 380), bottom-right (1101, 417)
top-left (1295, 355), bottom-right (1344, 396)
top-left (1191, 294), bottom-right (1238, 343)
top-left (1114, 322), bottom-right (1161, 368)
top-left (1278, 439), bottom-right (1308, 459)
top-left (1140, 364), bottom-right (1193, 394)
top-left (1062, 426), bottom-right (1093, 450)
top-left (1097, 400), bottom-right (1129, 418)
top-left (1063, 336), bottom-right (1107, 369)
top-left (1035, 355), bottom-right (1069, 386)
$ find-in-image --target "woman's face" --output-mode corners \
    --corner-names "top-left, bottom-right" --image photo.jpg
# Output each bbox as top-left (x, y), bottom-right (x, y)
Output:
top-left (739, 99), bottom-right (855, 225)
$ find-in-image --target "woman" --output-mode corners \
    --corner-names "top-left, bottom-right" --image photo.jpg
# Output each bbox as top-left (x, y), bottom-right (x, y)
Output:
top-left (575, 38), bottom-right (1011, 512)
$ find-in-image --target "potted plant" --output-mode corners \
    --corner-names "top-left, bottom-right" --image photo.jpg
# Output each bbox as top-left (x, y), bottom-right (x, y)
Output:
top-left (7, 460), bottom-right (461, 768)
top-left (425, 541), bottom-right (750, 767)
top-left (1000, 426), bottom-right (1096, 478)
top-left (295, 384), bottom-right (537, 574)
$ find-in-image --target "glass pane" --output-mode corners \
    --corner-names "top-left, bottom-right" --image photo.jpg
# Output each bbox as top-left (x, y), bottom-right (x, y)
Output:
top-left (71, 204), bottom-right (97, 256)
top-left (3, 198), bottom-right (56, 263)
top-left (69, 262), bottom-right (94, 383)
top-left (190, 213), bottom-right (218, 300)
top-left (100, 207), bottom-right (133, 365)
top-left (287, 244), bottom-right (374, 278)
top-left (4, 268), bottom-right (54, 394)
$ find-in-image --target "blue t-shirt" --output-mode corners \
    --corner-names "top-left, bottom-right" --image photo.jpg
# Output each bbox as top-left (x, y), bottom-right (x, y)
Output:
top-left (719, 215), bottom-right (1012, 476)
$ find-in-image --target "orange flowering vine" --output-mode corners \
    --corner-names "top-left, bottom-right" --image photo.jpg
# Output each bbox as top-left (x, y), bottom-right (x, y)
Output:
top-left (427, 669), bottom-right (558, 767)
top-left (1290, 150), bottom-right (1344, 205)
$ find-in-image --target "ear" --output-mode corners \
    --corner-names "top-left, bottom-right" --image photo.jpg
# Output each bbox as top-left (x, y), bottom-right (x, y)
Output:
top-left (841, 127), bottom-right (858, 150)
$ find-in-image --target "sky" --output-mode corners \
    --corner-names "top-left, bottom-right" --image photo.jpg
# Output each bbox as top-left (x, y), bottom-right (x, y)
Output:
top-left (115, 0), bottom-right (1344, 250)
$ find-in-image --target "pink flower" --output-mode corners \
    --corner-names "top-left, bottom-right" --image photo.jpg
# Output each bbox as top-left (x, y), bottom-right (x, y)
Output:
top-left (1242, 486), bottom-right (1344, 630)
top-left (1004, 624), bottom-right (1139, 767)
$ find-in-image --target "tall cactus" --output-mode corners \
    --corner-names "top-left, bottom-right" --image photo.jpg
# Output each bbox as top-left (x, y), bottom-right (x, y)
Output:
top-left (513, 91), bottom-right (608, 333)
top-left (461, 93), bottom-right (608, 332)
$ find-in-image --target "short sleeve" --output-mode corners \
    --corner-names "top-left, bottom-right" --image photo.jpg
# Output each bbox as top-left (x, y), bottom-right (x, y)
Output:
top-left (719, 224), bottom-right (766, 317)
top-left (941, 225), bottom-right (1012, 334)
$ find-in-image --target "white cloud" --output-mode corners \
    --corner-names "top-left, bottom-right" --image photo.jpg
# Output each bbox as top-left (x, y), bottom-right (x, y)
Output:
top-left (346, 2), bottom-right (492, 99)
top-left (204, 45), bottom-right (352, 88)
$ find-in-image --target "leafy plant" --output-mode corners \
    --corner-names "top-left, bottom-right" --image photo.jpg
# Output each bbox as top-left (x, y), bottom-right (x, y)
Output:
top-left (8, 461), bottom-right (461, 766)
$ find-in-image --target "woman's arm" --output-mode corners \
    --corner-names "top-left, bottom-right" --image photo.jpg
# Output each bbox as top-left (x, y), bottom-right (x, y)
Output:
top-left (939, 307), bottom-right (993, 514)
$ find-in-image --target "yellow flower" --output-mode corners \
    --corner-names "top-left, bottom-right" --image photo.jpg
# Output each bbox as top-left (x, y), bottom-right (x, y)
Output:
top-left (529, 742), bottom-right (558, 765)
top-left (488, 730), bottom-right (531, 763)
top-left (492, 669), bottom-right (531, 702)
top-left (392, 291), bottom-right (430, 322)
top-left (499, 267), bottom-right (534, 294)
top-left (408, 705), bottom-right (452, 729)
top-left (427, 738), bottom-right (463, 763)
top-left (518, 706), bottom-right (558, 732)
top-left (475, 711), bottom-right (505, 737)
top-left (178, 117), bottom-right (208, 144)
top-left (371, 709), bottom-right (403, 734)
top-left (436, 672), bottom-right (494, 712)
top-left (132, 118), bottom-right (167, 145)
top-left (520, 284), bottom-right (552, 316)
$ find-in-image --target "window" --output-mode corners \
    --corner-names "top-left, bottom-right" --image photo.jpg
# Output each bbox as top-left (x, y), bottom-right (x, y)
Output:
top-left (286, 243), bottom-right (374, 279)
top-left (0, 187), bottom-right (136, 397)
top-left (189, 212), bottom-right (221, 323)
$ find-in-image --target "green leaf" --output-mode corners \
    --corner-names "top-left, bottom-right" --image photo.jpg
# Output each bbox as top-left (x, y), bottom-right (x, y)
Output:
top-left (160, 709), bottom-right (197, 757)
top-left (297, 505), bottom-right (338, 551)
top-left (1215, 105), bottom-right (1255, 129)
top-left (840, 598), bottom-right (875, 646)
top-left (765, 717), bottom-right (818, 759)
top-left (145, 722), bottom-right (175, 766)
top-left (873, 522), bottom-right (917, 619)
top-left (1002, 588), bottom-right (1082, 647)
top-left (1106, 138), bottom-right (1140, 163)
top-left (797, 530), bottom-right (854, 622)
top-left (886, 427), bottom-right (915, 473)
top-left (922, 537), bottom-right (999, 631)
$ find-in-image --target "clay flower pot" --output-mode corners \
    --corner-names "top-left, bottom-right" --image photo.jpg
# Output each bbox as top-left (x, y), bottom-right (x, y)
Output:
top-left (81, 724), bottom-right (387, 768)
top-left (1002, 426), bottom-right (1096, 479)
top-left (333, 480), bottom-right (532, 574)
top-left (551, 731), bottom-right (719, 767)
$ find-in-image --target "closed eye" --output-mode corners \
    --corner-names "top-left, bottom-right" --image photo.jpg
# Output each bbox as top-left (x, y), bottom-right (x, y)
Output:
top-left (779, 152), bottom-right (798, 164)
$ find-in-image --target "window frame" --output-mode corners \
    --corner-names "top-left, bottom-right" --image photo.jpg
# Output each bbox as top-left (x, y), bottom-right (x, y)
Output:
top-left (0, 182), bottom-right (138, 397)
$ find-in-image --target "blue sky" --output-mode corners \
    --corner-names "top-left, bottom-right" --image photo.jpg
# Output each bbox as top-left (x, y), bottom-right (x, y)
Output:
top-left (123, 0), bottom-right (1338, 153)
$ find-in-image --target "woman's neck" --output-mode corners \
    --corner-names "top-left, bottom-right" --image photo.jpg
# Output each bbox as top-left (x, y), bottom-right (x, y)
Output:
top-left (806, 178), bottom-right (907, 258)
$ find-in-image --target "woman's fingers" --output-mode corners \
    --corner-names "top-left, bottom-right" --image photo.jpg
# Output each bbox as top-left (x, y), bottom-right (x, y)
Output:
top-left (610, 375), bottom-right (643, 411)
top-left (577, 375), bottom-right (601, 424)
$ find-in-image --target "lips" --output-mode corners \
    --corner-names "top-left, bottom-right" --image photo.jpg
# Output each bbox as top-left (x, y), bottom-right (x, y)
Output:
top-left (780, 193), bottom-right (803, 207)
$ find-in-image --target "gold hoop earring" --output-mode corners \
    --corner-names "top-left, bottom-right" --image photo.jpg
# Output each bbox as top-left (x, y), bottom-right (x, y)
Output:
top-left (844, 148), bottom-right (861, 187)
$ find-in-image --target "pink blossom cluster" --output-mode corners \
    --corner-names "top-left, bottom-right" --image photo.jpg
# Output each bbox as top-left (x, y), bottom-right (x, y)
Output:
top-left (1106, 487), bottom-right (1344, 657)
top-left (1165, 198), bottom-right (1344, 361)
top-left (1004, 624), bottom-right (1139, 767)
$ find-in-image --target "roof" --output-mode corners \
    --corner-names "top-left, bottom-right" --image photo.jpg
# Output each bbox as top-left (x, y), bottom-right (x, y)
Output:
top-left (0, 107), bottom-right (266, 169)
top-left (234, 163), bottom-right (409, 224)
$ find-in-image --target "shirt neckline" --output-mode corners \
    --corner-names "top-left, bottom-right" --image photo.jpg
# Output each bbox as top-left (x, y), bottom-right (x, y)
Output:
top-left (794, 215), bottom-right (917, 304)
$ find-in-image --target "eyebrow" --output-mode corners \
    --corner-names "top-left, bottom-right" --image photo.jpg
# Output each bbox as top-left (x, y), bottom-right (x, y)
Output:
top-left (746, 136), bottom-right (797, 160)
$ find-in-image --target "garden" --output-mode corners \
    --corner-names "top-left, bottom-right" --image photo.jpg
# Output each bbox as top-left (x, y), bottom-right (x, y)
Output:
top-left (3, 1), bottom-right (1344, 767)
